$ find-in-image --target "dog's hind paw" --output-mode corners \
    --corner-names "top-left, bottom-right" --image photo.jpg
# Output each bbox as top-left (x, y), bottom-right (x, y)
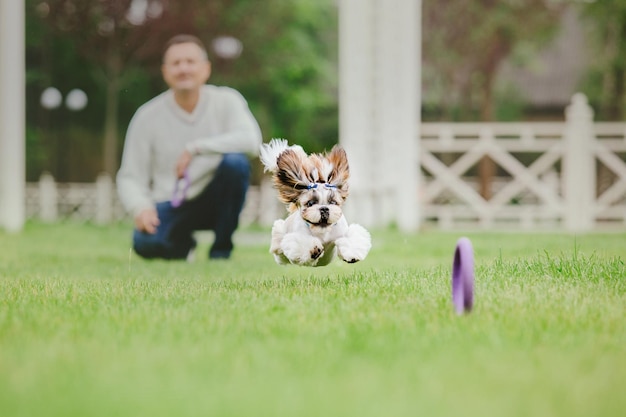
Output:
top-left (310, 245), bottom-right (323, 260)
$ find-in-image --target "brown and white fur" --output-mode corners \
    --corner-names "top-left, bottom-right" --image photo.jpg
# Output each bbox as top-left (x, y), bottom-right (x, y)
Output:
top-left (259, 138), bottom-right (371, 266)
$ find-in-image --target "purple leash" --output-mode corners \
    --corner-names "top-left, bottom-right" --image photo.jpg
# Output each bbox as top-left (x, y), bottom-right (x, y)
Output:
top-left (452, 237), bottom-right (474, 315)
top-left (171, 170), bottom-right (190, 208)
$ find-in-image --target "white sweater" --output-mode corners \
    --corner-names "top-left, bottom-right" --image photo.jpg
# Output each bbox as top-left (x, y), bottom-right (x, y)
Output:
top-left (116, 85), bottom-right (262, 216)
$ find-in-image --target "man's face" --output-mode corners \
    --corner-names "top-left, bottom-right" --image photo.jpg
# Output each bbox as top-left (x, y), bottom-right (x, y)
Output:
top-left (162, 42), bottom-right (211, 93)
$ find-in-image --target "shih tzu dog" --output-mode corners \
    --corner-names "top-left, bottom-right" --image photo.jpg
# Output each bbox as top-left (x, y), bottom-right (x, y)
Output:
top-left (259, 138), bottom-right (371, 266)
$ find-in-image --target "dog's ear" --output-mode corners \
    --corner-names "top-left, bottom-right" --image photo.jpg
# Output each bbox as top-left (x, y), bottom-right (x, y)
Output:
top-left (325, 146), bottom-right (350, 198)
top-left (274, 149), bottom-right (311, 204)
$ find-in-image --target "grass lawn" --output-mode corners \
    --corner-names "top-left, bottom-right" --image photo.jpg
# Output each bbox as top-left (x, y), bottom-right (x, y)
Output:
top-left (0, 222), bottom-right (625, 417)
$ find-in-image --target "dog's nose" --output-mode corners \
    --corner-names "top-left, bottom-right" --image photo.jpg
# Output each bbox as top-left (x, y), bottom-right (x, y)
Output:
top-left (320, 206), bottom-right (329, 221)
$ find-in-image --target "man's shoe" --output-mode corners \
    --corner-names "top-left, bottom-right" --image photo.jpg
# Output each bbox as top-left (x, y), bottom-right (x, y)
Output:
top-left (209, 250), bottom-right (231, 260)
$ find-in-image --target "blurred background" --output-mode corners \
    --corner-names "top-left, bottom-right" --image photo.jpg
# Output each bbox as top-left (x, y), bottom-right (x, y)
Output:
top-left (24, 0), bottom-right (623, 183)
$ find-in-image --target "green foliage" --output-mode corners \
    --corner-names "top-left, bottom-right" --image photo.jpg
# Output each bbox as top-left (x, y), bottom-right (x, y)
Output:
top-left (24, 0), bottom-right (626, 178)
top-left (213, 0), bottom-right (339, 153)
top-left (423, 0), bottom-right (565, 121)
top-left (1, 224), bottom-right (625, 417)
top-left (25, 0), bottom-right (339, 180)
top-left (579, 0), bottom-right (626, 120)
top-left (494, 84), bottom-right (525, 121)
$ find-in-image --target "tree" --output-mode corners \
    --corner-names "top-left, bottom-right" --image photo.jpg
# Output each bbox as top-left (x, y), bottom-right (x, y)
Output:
top-left (198, 0), bottom-right (339, 153)
top-left (580, 0), bottom-right (626, 121)
top-left (36, 0), bottom-right (170, 176)
top-left (422, 0), bottom-right (564, 198)
top-left (423, 0), bottom-right (564, 121)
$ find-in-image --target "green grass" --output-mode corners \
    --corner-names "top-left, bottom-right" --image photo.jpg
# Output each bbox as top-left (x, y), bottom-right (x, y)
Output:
top-left (1, 222), bottom-right (625, 417)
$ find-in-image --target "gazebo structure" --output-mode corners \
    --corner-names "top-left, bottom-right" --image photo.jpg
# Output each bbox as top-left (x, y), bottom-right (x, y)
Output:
top-left (0, 0), bottom-right (421, 233)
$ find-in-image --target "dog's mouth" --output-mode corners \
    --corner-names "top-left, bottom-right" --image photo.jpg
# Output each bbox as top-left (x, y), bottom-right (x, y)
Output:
top-left (303, 205), bottom-right (339, 229)
top-left (306, 219), bottom-right (332, 228)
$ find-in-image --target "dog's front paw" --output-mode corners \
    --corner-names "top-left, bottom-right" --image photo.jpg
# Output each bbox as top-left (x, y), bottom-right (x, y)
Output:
top-left (281, 233), bottom-right (324, 266)
top-left (335, 224), bottom-right (372, 263)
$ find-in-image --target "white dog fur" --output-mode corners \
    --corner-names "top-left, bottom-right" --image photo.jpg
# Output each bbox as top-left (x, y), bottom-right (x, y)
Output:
top-left (259, 138), bottom-right (371, 266)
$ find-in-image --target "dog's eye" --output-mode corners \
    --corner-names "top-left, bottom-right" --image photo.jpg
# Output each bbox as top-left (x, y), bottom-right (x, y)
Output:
top-left (305, 200), bottom-right (317, 207)
top-left (329, 200), bottom-right (338, 205)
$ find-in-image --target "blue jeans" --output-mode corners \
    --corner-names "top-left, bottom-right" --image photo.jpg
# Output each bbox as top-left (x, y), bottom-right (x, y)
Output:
top-left (132, 153), bottom-right (250, 260)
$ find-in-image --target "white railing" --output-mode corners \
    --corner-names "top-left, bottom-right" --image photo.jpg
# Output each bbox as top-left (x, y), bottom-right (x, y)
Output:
top-left (25, 172), bottom-right (279, 227)
top-left (420, 94), bottom-right (626, 231)
top-left (24, 94), bottom-right (626, 231)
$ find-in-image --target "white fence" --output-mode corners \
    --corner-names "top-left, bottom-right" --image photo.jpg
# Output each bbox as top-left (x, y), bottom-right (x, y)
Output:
top-left (420, 94), bottom-right (626, 231)
top-left (25, 173), bottom-right (275, 227)
top-left (25, 94), bottom-right (626, 231)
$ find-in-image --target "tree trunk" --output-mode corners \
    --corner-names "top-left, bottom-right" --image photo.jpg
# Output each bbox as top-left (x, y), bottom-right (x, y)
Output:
top-left (102, 38), bottom-right (122, 178)
top-left (103, 76), bottom-right (120, 177)
top-left (607, 66), bottom-right (624, 121)
top-left (478, 71), bottom-right (495, 200)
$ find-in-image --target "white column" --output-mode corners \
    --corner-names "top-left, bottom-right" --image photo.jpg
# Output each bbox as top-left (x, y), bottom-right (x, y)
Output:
top-left (96, 173), bottom-right (114, 224)
top-left (339, 0), bottom-right (421, 232)
top-left (0, 0), bottom-right (26, 232)
top-left (339, 0), bottom-right (377, 227)
top-left (39, 172), bottom-right (58, 222)
top-left (563, 93), bottom-right (595, 232)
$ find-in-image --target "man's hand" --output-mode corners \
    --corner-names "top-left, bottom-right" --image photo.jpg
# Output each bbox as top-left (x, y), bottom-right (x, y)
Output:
top-left (176, 149), bottom-right (193, 179)
top-left (135, 208), bottom-right (160, 234)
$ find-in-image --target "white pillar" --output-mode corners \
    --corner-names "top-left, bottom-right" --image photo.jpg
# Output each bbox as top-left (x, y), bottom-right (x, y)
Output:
top-left (339, 0), bottom-right (377, 227)
top-left (39, 172), bottom-right (58, 222)
top-left (259, 178), bottom-right (284, 227)
top-left (563, 93), bottom-right (595, 232)
top-left (0, 0), bottom-right (26, 232)
top-left (96, 173), bottom-right (114, 224)
top-left (339, 0), bottom-right (421, 232)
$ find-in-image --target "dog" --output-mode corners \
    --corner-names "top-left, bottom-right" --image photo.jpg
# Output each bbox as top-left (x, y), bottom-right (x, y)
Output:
top-left (259, 138), bottom-right (371, 266)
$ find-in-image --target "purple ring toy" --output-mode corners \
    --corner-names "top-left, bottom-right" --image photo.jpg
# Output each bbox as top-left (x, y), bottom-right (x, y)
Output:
top-left (171, 170), bottom-right (190, 208)
top-left (452, 237), bottom-right (474, 315)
